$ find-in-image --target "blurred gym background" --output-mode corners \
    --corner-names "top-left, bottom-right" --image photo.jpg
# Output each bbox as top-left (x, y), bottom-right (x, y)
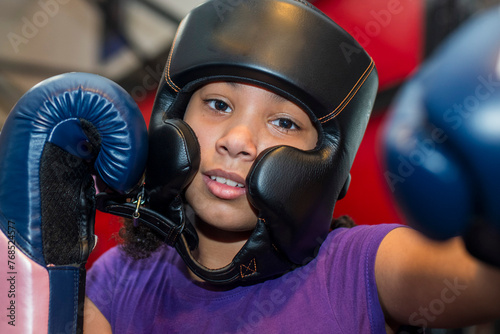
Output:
top-left (1, 0), bottom-right (497, 128)
top-left (0, 0), bottom-right (203, 127)
top-left (2, 0), bottom-right (498, 224)
top-left (1, 1), bottom-right (500, 332)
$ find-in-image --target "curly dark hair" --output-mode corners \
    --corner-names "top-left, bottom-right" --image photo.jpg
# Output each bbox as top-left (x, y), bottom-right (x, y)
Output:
top-left (118, 218), bottom-right (164, 260)
top-left (117, 215), bottom-right (356, 260)
top-left (330, 215), bottom-right (357, 229)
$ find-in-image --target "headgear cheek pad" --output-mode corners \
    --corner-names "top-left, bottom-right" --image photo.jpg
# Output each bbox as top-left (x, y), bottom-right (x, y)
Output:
top-left (146, 0), bottom-right (378, 284)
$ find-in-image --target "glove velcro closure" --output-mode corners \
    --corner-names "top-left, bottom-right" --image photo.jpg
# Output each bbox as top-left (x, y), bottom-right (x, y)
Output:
top-left (40, 142), bottom-right (95, 265)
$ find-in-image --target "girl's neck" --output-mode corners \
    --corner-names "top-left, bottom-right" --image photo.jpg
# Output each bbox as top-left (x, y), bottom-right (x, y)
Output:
top-left (192, 215), bottom-right (252, 269)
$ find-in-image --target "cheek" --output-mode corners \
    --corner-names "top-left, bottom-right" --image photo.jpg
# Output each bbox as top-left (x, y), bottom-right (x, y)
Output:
top-left (185, 118), bottom-right (212, 157)
top-left (184, 176), bottom-right (207, 213)
top-left (297, 126), bottom-right (319, 150)
top-left (195, 133), bottom-right (213, 167)
top-left (303, 132), bottom-right (318, 150)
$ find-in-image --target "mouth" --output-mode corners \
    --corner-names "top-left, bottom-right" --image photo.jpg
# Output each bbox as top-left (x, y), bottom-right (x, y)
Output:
top-left (204, 169), bottom-right (247, 200)
top-left (209, 175), bottom-right (245, 188)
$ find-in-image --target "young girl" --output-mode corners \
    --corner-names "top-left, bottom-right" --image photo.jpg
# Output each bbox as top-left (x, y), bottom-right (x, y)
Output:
top-left (85, 0), bottom-right (500, 333)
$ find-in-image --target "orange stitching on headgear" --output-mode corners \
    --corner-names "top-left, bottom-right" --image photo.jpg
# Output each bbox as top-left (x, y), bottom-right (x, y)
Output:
top-left (318, 58), bottom-right (375, 124)
top-left (240, 258), bottom-right (257, 278)
top-left (165, 28), bottom-right (182, 93)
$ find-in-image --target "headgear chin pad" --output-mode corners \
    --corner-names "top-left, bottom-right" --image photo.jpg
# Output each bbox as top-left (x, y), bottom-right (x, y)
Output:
top-left (146, 0), bottom-right (378, 283)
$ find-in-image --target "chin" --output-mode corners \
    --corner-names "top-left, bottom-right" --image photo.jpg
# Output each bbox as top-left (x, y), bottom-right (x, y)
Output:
top-left (192, 204), bottom-right (257, 233)
top-left (187, 196), bottom-right (257, 232)
top-left (206, 212), bottom-right (256, 232)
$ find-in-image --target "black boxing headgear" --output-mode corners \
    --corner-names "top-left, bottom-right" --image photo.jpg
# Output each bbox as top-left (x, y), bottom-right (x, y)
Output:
top-left (146, 0), bottom-right (378, 284)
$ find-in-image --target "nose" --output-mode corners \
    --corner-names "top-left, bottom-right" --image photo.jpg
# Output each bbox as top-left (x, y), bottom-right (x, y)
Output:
top-left (216, 122), bottom-right (258, 161)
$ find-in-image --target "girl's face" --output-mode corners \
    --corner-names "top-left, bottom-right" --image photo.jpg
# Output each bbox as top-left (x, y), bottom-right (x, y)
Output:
top-left (183, 82), bottom-right (318, 233)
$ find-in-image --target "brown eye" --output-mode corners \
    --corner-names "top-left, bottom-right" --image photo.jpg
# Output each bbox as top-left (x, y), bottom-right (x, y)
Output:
top-left (271, 118), bottom-right (298, 130)
top-left (207, 99), bottom-right (232, 112)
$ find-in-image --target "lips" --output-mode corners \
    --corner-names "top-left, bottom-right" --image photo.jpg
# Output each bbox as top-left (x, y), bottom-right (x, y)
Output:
top-left (204, 169), bottom-right (246, 200)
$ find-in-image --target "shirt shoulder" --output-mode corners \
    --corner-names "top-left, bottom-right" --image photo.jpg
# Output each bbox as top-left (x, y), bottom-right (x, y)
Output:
top-left (86, 245), bottom-right (182, 330)
top-left (317, 223), bottom-right (405, 332)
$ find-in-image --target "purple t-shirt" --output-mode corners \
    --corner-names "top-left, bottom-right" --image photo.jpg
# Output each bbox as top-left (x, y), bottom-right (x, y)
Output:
top-left (86, 224), bottom-right (400, 333)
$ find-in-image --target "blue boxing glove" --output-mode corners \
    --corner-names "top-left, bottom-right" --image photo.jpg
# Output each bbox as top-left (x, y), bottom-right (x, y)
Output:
top-left (382, 7), bottom-right (500, 266)
top-left (0, 73), bottom-right (147, 333)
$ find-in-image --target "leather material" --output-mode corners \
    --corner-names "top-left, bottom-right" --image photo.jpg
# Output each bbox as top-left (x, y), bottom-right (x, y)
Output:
top-left (248, 72), bottom-right (378, 264)
top-left (0, 73), bottom-right (148, 264)
top-left (163, 0), bottom-right (375, 124)
top-left (175, 221), bottom-right (292, 284)
top-left (97, 193), bottom-right (199, 249)
top-left (383, 80), bottom-right (473, 240)
top-left (146, 119), bottom-right (200, 221)
top-left (0, 232), bottom-right (49, 334)
top-left (145, 0), bottom-right (379, 283)
top-left (48, 266), bottom-right (84, 334)
top-left (382, 7), bottom-right (500, 266)
top-left (0, 72), bottom-right (148, 332)
top-left (97, 118), bottom-right (200, 248)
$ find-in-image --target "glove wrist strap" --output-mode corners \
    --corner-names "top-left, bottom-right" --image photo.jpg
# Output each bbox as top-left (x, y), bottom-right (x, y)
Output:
top-left (96, 193), bottom-right (197, 247)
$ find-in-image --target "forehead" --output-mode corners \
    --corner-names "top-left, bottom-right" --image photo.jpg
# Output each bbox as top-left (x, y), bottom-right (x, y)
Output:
top-left (197, 81), bottom-right (299, 106)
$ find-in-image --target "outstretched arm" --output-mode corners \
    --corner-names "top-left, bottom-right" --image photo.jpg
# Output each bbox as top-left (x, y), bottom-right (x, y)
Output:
top-left (376, 227), bottom-right (500, 331)
top-left (84, 297), bottom-right (112, 334)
